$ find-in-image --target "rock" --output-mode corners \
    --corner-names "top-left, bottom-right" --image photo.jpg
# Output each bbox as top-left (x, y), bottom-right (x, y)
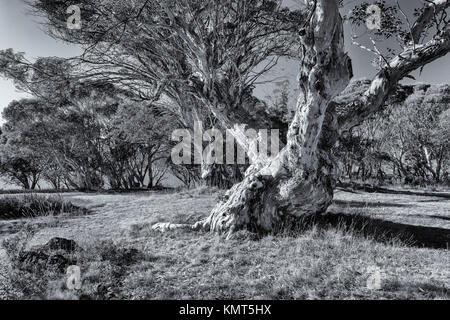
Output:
top-left (18, 250), bottom-right (75, 273)
top-left (47, 253), bottom-right (72, 273)
top-left (42, 237), bottom-right (81, 252)
top-left (18, 237), bottom-right (80, 273)
top-left (18, 250), bottom-right (49, 269)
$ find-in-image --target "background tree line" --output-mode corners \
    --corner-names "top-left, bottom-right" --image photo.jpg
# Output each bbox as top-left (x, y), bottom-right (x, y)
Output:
top-left (335, 80), bottom-right (450, 186)
top-left (0, 59), bottom-right (179, 190)
top-left (0, 55), bottom-right (255, 191)
top-left (0, 0), bottom-right (449, 198)
top-left (2, 73), bottom-right (448, 191)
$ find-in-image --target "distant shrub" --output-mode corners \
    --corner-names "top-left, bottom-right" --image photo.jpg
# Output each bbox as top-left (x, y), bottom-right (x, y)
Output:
top-left (0, 189), bottom-right (74, 195)
top-left (0, 194), bottom-right (88, 220)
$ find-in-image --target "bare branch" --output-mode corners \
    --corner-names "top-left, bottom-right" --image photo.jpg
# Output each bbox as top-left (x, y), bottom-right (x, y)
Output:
top-left (410, 0), bottom-right (450, 44)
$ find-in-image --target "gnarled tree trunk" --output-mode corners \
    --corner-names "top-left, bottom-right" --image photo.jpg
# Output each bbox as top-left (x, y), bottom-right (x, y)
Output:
top-left (200, 0), bottom-right (351, 236)
top-left (153, 0), bottom-right (450, 237)
top-left (154, 0), bottom-right (351, 236)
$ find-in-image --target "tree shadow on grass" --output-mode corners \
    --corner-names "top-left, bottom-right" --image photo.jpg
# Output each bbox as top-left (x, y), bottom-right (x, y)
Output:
top-left (376, 188), bottom-right (450, 199)
top-left (290, 212), bottom-right (450, 249)
top-left (382, 280), bottom-right (449, 298)
top-left (417, 199), bottom-right (450, 203)
top-left (337, 183), bottom-right (450, 199)
top-left (333, 200), bottom-right (411, 208)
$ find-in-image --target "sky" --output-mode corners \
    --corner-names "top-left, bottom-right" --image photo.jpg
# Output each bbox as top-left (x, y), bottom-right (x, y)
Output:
top-left (0, 0), bottom-right (449, 123)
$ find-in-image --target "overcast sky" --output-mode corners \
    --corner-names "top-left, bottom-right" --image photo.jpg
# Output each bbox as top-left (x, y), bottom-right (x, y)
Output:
top-left (1, 0), bottom-right (449, 123)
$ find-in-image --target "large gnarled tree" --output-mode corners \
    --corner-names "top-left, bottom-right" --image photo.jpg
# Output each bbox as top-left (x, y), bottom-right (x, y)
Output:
top-left (1, 0), bottom-right (449, 237)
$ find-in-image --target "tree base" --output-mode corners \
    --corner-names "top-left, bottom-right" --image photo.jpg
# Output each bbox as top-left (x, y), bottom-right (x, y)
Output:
top-left (152, 157), bottom-right (334, 238)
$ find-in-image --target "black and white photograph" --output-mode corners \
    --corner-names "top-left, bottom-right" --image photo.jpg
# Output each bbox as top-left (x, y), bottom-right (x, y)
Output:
top-left (0, 0), bottom-right (449, 304)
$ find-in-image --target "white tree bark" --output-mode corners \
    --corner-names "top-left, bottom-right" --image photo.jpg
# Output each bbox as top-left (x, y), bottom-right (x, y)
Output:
top-left (154, 0), bottom-right (352, 236)
top-left (153, 0), bottom-right (450, 237)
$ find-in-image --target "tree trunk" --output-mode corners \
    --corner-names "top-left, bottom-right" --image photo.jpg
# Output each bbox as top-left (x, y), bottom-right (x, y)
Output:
top-left (154, 0), bottom-right (351, 236)
top-left (147, 164), bottom-right (153, 189)
top-left (153, 0), bottom-right (450, 237)
top-left (202, 0), bottom-right (352, 236)
top-left (31, 173), bottom-right (39, 190)
top-left (21, 178), bottom-right (30, 190)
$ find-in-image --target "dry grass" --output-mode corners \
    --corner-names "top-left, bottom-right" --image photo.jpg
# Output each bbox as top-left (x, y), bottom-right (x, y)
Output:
top-left (0, 194), bottom-right (88, 220)
top-left (0, 187), bottom-right (449, 300)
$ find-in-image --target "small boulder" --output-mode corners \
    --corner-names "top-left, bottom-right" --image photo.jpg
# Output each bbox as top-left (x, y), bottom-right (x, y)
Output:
top-left (42, 237), bottom-right (81, 252)
top-left (18, 237), bottom-right (81, 273)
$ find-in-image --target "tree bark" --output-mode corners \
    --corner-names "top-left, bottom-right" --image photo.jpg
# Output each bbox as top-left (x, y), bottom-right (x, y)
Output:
top-left (153, 0), bottom-right (450, 237)
top-left (154, 0), bottom-right (351, 236)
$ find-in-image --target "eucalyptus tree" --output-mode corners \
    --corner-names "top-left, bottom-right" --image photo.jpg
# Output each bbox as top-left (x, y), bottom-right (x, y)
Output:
top-left (107, 103), bottom-right (175, 189)
top-left (1, 0), bottom-right (449, 237)
top-left (0, 100), bottom-right (44, 190)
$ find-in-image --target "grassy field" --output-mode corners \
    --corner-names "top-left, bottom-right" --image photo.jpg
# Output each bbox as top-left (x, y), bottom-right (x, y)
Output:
top-left (0, 187), bottom-right (449, 299)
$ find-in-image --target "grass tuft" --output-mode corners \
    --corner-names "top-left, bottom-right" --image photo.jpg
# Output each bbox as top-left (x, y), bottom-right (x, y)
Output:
top-left (0, 194), bottom-right (89, 220)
